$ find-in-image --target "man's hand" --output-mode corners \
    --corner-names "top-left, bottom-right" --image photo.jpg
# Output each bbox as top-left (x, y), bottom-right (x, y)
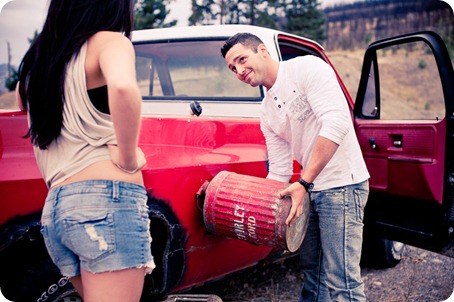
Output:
top-left (279, 182), bottom-right (306, 225)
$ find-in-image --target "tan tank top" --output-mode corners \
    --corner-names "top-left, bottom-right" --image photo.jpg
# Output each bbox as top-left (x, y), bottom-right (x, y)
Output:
top-left (33, 42), bottom-right (117, 188)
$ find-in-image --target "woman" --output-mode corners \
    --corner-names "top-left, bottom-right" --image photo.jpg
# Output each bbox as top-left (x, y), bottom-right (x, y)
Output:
top-left (16, 0), bottom-right (155, 301)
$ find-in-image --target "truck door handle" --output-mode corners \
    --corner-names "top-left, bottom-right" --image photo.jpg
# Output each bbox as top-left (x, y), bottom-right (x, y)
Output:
top-left (369, 137), bottom-right (377, 149)
top-left (393, 140), bottom-right (402, 147)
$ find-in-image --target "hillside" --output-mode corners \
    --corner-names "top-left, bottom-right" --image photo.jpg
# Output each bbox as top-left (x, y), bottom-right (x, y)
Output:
top-left (325, 49), bottom-right (364, 100)
top-left (327, 45), bottom-right (447, 121)
top-left (0, 91), bottom-right (17, 110)
top-left (323, 0), bottom-right (453, 51)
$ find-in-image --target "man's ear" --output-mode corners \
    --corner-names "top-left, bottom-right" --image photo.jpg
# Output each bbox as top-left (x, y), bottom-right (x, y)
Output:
top-left (257, 43), bottom-right (268, 56)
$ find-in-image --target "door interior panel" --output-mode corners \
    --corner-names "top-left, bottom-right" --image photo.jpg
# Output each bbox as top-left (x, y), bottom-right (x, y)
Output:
top-left (356, 119), bottom-right (445, 202)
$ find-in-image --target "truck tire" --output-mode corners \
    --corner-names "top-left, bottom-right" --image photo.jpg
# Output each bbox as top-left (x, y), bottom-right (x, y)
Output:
top-left (361, 235), bottom-right (405, 268)
top-left (32, 275), bottom-right (81, 302)
top-left (0, 233), bottom-right (80, 302)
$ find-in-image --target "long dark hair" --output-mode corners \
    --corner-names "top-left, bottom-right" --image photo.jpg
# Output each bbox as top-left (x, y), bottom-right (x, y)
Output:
top-left (18, 0), bottom-right (134, 149)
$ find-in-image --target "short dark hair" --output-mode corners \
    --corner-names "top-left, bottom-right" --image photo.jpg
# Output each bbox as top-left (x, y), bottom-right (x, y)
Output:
top-left (221, 33), bottom-right (264, 58)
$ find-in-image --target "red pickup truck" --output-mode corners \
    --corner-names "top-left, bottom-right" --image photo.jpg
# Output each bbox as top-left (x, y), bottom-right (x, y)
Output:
top-left (0, 25), bottom-right (453, 302)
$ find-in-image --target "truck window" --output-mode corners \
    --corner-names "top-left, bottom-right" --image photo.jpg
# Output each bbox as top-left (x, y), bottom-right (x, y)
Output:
top-left (362, 41), bottom-right (445, 120)
top-left (277, 34), bottom-right (323, 61)
top-left (134, 40), bottom-right (261, 100)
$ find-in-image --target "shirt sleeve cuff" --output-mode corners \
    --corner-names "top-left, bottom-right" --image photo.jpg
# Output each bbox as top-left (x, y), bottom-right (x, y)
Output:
top-left (266, 172), bottom-right (292, 183)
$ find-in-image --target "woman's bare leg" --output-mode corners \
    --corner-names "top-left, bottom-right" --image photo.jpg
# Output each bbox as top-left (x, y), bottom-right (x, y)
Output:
top-left (80, 267), bottom-right (145, 302)
top-left (70, 275), bottom-right (84, 299)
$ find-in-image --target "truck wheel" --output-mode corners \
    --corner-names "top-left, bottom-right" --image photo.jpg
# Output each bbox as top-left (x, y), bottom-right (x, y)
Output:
top-left (378, 239), bottom-right (405, 267)
top-left (361, 235), bottom-right (405, 268)
top-left (1, 251), bottom-right (81, 302)
top-left (33, 276), bottom-right (81, 302)
top-left (0, 233), bottom-right (81, 302)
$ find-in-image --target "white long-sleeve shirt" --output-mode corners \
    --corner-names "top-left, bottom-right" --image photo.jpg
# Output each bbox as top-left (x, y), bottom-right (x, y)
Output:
top-left (260, 55), bottom-right (369, 191)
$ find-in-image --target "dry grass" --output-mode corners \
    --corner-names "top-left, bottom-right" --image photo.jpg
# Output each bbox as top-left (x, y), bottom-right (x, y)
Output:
top-left (327, 47), bottom-right (447, 120)
top-left (0, 91), bottom-right (17, 110)
top-left (326, 49), bottom-right (365, 100)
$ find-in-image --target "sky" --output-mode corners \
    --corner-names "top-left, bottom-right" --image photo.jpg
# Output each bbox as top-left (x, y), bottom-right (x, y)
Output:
top-left (0, 0), bottom-right (452, 66)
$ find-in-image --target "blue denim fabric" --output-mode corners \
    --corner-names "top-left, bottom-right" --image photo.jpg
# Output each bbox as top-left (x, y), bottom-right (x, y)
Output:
top-left (40, 180), bottom-right (154, 278)
top-left (299, 180), bottom-right (369, 302)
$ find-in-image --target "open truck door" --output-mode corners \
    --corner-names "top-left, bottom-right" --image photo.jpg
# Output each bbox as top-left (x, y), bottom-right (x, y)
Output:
top-left (354, 31), bottom-right (454, 264)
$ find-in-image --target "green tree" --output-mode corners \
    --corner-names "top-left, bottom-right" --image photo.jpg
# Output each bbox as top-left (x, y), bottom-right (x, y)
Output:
top-left (189, 0), bottom-right (238, 25)
top-left (283, 0), bottom-right (326, 42)
top-left (190, 0), bottom-right (273, 26)
top-left (255, 10), bottom-right (278, 29)
top-left (189, 0), bottom-right (217, 25)
top-left (254, 0), bottom-right (282, 29)
top-left (241, 0), bottom-right (269, 26)
top-left (28, 30), bottom-right (39, 44)
top-left (226, 0), bottom-right (240, 24)
top-left (134, 0), bottom-right (177, 30)
top-left (189, 0), bottom-right (326, 36)
top-left (5, 68), bottom-right (18, 91)
top-left (5, 30), bottom-right (40, 92)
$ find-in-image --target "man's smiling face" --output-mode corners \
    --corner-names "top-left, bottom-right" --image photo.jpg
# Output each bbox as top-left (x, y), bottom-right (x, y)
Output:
top-left (225, 43), bottom-right (268, 87)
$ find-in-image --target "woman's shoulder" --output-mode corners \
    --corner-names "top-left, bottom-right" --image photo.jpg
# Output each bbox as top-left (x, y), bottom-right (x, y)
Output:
top-left (85, 31), bottom-right (134, 84)
top-left (87, 31), bottom-right (134, 60)
top-left (89, 31), bottom-right (132, 47)
top-left (90, 31), bottom-right (131, 43)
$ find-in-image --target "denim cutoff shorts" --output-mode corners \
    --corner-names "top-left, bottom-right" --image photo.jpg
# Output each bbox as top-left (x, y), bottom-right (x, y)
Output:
top-left (40, 180), bottom-right (155, 278)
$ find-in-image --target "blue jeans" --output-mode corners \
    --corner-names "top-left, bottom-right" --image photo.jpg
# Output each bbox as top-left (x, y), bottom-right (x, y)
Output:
top-left (41, 180), bottom-right (155, 278)
top-left (299, 180), bottom-right (369, 302)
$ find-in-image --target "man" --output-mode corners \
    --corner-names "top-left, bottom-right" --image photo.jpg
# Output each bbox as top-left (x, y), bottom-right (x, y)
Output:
top-left (221, 33), bottom-right (370, 302)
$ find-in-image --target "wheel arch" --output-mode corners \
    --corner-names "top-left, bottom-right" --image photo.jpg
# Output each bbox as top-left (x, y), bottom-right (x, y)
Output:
top-left (142, 193), bottom-right (189, 299)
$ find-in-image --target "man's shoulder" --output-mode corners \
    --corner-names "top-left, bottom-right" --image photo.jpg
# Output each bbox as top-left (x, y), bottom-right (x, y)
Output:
top-left (279, 56), bottom-right (319, 79)
top-left (284, 55), bottom-right (333, 79)
top-left (286, 55), bottom-right (324, 66)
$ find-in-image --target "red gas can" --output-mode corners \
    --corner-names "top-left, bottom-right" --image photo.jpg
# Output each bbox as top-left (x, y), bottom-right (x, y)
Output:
top-left (203, 171), bottom-right (310, 252)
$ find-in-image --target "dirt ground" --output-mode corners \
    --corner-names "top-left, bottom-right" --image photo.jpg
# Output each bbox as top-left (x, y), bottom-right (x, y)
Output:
top-left (183, 245), bottom-right (454, 302)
